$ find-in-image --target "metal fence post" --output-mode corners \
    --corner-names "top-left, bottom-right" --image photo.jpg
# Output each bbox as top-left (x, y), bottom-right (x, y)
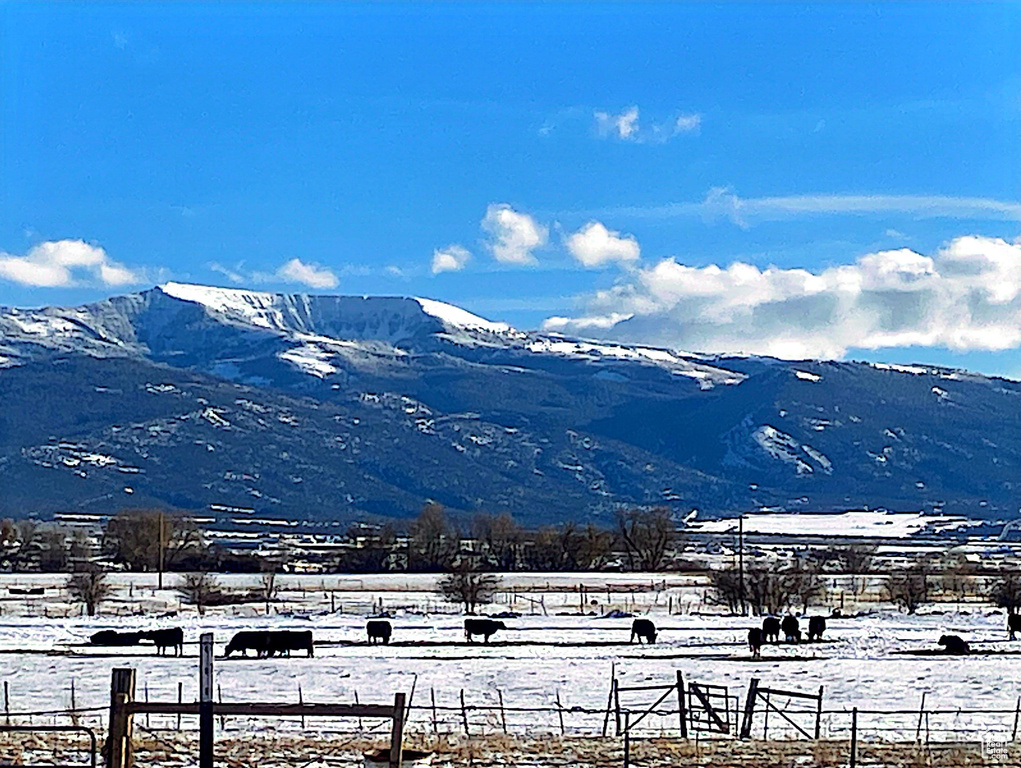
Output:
top-left (850, 708), bottom-right (857, 768)
top-left (199, 633), bottom-right (214, 768)
top-left (739, 678), bottom-right (759, 739)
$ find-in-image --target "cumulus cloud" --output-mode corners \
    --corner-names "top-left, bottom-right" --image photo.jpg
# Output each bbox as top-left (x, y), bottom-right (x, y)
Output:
top-left (481, 204), bottom-right (547, 265)
top-left (594, 107), bottom-right (701, 143)
top-left (0, 240), bottom-right (142, 287)
top-left (431, 244), bottom-right (471, 274)
top-left (566, 222), bottom-right (641, 268)
top-left (275, 258), bottom-right (338, 289)
top-left (543, 236), bottom-right (1021, 359)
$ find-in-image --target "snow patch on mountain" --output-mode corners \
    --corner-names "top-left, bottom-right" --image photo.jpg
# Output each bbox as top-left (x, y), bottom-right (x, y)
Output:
top-left (753, 425), bottom-right (833, 475)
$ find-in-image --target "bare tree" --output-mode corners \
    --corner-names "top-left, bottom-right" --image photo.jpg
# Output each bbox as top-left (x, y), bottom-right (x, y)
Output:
top-left (787, 559), bottom-right (825, 610)
top-left (471, 512), bottom-right (523, 570)
top-left (708, 568), bottom-right (745, 614)
top-left (886, 566), bottom-right (929, 614)
top-left (103, 509), bottom-right (204, 572)
top-left (1, 519), bottom-right (40, 572)
top-left (410, 503), bottom-right (457, 571)
top-left (437, 560), bottom-right (502, 614)
top-left (615, 507), bottom-right (675, 571)
top-left (177, 572), bottom-right (221, 616)
top-left (745, 566), bottom-right (796, 616)
top-left (38, 529), bottom-right (69, 572)
top-left (989, 572), bottom-right (1021, 615)
top-left (839, 544), bottom-right (876, 594)
top-left (259, 570), bottom-right (279, 614)
top-left (67, 568), bottom-right (113, 616)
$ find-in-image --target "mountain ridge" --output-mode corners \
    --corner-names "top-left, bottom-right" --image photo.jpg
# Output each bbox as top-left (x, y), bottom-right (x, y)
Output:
top-left (1, 284), bottom-right (1018, 527)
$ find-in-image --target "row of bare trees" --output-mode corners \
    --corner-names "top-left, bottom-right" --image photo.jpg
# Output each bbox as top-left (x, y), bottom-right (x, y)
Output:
top-left (348, 503), bottom-right (679, 574)
top-left (709, 553), bottom-right (1021, 616)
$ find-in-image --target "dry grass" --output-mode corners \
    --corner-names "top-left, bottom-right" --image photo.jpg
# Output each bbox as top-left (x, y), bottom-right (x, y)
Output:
top-left (2, 729), bottom-right (1018, 767)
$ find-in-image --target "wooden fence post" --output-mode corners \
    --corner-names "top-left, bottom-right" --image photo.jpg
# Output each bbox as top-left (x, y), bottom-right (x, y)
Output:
top-left (199, 633), bottom-right (214, 768)
top-left (815, 685), bottom-right (824, 740)
top-left (460, 689), bottom-right (469, 736)
top-left (676, 671), bottom-right (687, 739)
top-left (430, 688), bottom-right (438, 734)
top-left (106, 668), bottom-right (136, 768)
top-left (555, 689), bottom-right (566, 736)
top-left (739, 678), bottom-right (758, 739)
top-left (914, 692), bottom-right (926, 744)
top-left (497, 689), bottom-right (507, 734)
top-left (389, 692), bottom-right (406, 768)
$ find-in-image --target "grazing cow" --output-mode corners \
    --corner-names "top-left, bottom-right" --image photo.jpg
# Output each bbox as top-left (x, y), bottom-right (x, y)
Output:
top-left (367, 620), bottom-right (392, 645)
top-left (1008, 614), bottom-right (1021, 641)
top-left (143, 628), bottom-right (184, 656)
top-left (781, 615), bottom-right (801, 643)
top-left (630, 618), bottom-right (657, 645)
top-left (225, 631), bottom-right (271, 658)
top-left (90, 630), bottom-right (142, 647)
top-left (464, 618), bottom-right (506, 643)
top-left (938, 635), bottom-right (970, 655)
top-left (748, 627), bottom-right (764, 658)
top-left (267, 630), bottom-right (314, 658)
top-left (807, 616), bottom-right (826, 642)
top-left (762, 617), bottom-right (781, 644)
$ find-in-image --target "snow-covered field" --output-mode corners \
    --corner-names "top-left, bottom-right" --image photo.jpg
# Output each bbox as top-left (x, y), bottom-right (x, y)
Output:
top-left (0, 573), bottom-right (1018, 744)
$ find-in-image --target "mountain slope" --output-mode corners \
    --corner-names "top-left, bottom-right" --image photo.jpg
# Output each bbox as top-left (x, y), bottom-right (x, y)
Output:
top-left (1, 284), bottom-right (1018, 525)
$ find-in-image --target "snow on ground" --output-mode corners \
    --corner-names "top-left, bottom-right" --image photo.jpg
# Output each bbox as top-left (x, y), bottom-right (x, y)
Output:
top-left (0, 573), bottom-right (1018, 741)
top-left (688, 510), bottom-right (979, 538)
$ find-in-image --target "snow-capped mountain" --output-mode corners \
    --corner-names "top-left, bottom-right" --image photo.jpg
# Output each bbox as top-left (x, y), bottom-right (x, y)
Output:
top-left (1, 283), bottom-right (1019, 526)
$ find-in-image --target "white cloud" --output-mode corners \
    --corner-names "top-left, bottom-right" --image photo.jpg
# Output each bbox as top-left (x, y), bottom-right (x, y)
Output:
top-left (275, 258), bottom-right (338, 289)
top-left (481, 204), bottom-right (547, 266)
top-left (543, 236), bottom-right (1021, 359)
top-left (566, 221), bottom-right (641, 268)
top-left (431, 244), bottom-right (471, 274)
top-left (595, 106), bottom-right (640, 140)
top-left (594, 107), bottom-right (701, 143)
top-left (599, 187), bottom-right (1021, 225)
top-left (0, 240), bottom-right (142, 287)
top-left (674, 113), bottom-right (702, 133)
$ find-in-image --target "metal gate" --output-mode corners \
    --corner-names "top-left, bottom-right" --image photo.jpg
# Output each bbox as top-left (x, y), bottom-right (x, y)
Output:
top-left (0, 725), bottom-right (98, 768)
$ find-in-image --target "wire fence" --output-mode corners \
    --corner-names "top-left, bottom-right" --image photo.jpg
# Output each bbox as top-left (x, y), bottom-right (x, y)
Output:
top-left (2, 696), bottom-right (1020, 745)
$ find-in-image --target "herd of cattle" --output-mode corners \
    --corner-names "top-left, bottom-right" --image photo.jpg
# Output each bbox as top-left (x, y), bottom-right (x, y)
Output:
top-left (85, 613), bottom-right (1021, 658)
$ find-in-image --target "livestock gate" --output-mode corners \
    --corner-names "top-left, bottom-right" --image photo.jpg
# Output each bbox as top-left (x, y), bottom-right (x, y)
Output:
top-left (605, 671), bottom-right (739, 740)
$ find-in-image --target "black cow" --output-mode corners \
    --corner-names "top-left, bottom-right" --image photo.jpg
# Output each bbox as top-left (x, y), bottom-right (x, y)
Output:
top-left (938, 635), bottom-right (970, 655)
top-left (464, 618), bottom-right (506, 643)
top-left (762, 617), bottom-right (781, 644)
top-left (781, 615), bottom-right (801, 643)
top-left (367, 620), bottom-right (392, 645)
top-left (807, 616), bottom-right (826, 642)
top-left (1008, 614), bottom-right (1021, 641)
top-left (225, 631), bottom-right (271, 658)
top-left (143, 628), bottom-right (184, 656)
top-left (630, 618), bottom-right (657, 644)
top-left (748, 627), bottom-right (764, 658)
top-left (267, 630), bottom-right (314, 657)
top-left (90, 630), bottom-right (142, 647)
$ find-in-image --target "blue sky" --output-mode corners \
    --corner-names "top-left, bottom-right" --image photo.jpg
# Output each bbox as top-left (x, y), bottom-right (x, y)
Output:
top-left (2, 3), bottom-right (1020, 373)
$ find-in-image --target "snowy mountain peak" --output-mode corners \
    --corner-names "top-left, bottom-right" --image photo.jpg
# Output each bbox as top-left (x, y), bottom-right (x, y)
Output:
top-left (154, 282), bottom-right (520, 345)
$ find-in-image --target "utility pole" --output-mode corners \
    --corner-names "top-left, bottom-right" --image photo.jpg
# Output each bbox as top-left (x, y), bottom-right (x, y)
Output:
top-left (158, 510), bottom-right (165, 591)
top-left (738, 514), bottom-right (745, 615)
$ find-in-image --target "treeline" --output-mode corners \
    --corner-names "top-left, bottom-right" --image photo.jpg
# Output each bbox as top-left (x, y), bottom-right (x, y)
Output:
top-left (0, 504), bottom-right (681, 575)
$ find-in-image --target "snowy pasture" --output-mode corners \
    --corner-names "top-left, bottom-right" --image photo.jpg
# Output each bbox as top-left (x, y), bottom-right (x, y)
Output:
top-left (0, 572), bottom-right (1018, 743)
